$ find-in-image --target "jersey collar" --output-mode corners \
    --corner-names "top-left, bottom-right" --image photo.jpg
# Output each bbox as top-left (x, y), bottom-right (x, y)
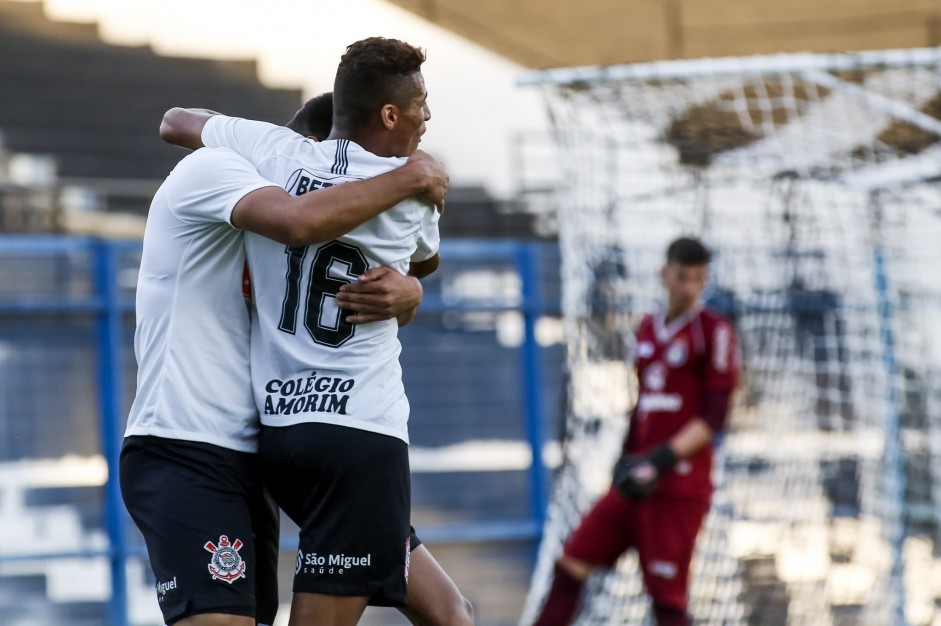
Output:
top-left (653, 303), bottom-right (703, 344)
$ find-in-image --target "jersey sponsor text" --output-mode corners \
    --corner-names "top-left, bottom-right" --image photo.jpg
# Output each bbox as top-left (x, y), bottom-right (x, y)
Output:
top-left (296, 550), bottom-right (372, 575)
top-left (263, 374), bottom-right (355, 416)
top-left (155, 576), bottom-right (178, 602)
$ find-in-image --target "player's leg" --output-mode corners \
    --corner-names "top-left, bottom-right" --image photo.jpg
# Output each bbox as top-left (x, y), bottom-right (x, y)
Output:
top-left (260, 422), bottom-right (412, 626)
top-left (531, 489), bottom-right (637, 626)
top-left (120, 436), bottom-right (266, 626)
top-left (636, 494), bottom-right (711, 626)
top-left (174, 615), bottom-right (253, 626)
top-left (249, 480), bottom-right (281, 626)
top-left (397, 530), bottom-right (474, 626)
top-left (530, 559), bottom-right (586, 626)
top-left (285, 593), bottom-right (369, 626)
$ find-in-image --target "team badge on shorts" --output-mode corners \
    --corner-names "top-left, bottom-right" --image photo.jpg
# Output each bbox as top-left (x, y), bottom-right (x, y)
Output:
top-left (204, 535), bottom-right (246, 583)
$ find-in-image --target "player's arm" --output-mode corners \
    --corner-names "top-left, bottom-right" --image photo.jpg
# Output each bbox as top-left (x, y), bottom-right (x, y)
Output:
top-left (231, 159), bottom-right (444, 246)
top-left (396, 254), bottom-right (440, 326)
top-left (160, 108), bottom-right (448, 211)
top-left (650, 388), bottom-right (733, 464)
top-left (339, 202), bottom-right (441, 326)
top-left (614, 415), bottom-right (723, 500)
top-left (334, 252), bottom-right (440, 326)
top-left (409, 253), bottom-right (440, 280)
top-left (335, 267), bottom-right (423, 326)
top-left (616, 392), bottom-right (735, 500)
top-left (651, 416), bottom-right (716, 465)
top-left (659, 319), bottom-right (739, 461)
top-left (160, 107), bottom-right (217, 149)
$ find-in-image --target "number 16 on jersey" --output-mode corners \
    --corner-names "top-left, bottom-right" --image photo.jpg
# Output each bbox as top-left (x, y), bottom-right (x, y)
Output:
top-left (278, 241), bottom-right (368, 348)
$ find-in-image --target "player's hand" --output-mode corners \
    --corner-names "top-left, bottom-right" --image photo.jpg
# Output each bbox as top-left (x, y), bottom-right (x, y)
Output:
top-left (613, 455), bottom-right (659, 499)
top-left (613, 445), bottom-right (679, 499)
top-left (406, 150), bottom-right (448, 213)
top-left (336, 267), bottom-right (423, 324)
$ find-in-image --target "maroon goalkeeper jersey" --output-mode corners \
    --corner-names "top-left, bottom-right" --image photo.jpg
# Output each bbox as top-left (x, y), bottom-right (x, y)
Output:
top-left (624, 305), bottom-right (739, 498)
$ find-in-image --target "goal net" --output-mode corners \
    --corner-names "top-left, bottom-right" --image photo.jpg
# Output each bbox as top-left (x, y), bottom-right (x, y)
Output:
top-left (520, 48), bottom-right (941, 626)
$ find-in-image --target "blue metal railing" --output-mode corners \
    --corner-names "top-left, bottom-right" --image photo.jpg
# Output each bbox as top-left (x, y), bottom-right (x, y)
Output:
top-left (0, 235), bottom-right (558, 625)
top-left (94, 240), bottom-right (130, 626)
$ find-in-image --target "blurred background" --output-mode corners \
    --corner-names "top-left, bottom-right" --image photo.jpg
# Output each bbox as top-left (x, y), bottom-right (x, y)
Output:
top-left (3, 1), bottom-right (941, 625)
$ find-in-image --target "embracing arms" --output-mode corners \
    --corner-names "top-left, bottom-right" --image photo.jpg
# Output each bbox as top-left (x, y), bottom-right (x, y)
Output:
top-left (230, 157), bottom-right (444, 247)
top-left (164, 107), bottom-right (446, 324)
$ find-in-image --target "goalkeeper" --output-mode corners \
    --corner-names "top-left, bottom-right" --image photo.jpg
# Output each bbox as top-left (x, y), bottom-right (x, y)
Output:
top-left (532, 237), bottom-right (740, 626)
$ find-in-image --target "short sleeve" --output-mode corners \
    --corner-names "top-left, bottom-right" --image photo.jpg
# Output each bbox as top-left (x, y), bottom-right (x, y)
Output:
top-left (410, 203), bottom-right (440, 262)
top-left (201, 115), bottom-right (300, 168)
top-left (165, 149), bottom-right (279, 226)
top-left (705, 317), bottom-right (740, 393)
top-left (631, 314), bottom-right (654, 360)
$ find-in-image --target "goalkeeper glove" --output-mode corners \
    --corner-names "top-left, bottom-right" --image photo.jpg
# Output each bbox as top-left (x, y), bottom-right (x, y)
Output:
top-left (613, 445), bottom-right (678, 499)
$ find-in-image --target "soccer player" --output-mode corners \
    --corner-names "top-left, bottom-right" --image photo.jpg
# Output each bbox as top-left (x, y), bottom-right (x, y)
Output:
top-left (278, 92), bottom-right (431, 327)
top-left (289, 91), bottom-right (475, 626)
top-left (162, 37), bottom-right (459, 626)
top-left (531, 237), bottom-right (740, 626)
top-left (121, 122), bottom-right (447, 625)
top-left (169, 89), bottom-right (473, 626)
top-left (285, 92), bottom-right (333, 141)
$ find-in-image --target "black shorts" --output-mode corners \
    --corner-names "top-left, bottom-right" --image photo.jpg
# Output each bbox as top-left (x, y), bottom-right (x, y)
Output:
top-left (260, 422), bottom-right (411, 607)
top-left (120, 436), bottom-right (280, 625)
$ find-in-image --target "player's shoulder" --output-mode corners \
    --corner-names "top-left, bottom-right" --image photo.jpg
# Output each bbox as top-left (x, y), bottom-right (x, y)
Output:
top-left (635, 311), bottom-right (657, 334)
top-left (209, 114), bottom-right (290, 138)
top-left (338, 140), bottom-right (406, 177)
top-left (205, 114), bottom-right (315, 157)
top-left (699, 306), bottom-right (734, 330)
top-left (177, 146), bottom-right (240, 165)
top-left (168, 147), bottom-right (257, 182)
top-left (164, 148), bottom-right (222, 182)
top-left (698, 307), bottom-right (738, 352)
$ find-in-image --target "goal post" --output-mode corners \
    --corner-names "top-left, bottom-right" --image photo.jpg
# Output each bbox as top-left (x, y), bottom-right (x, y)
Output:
top-left (519, 47), bottom-right (941, 626)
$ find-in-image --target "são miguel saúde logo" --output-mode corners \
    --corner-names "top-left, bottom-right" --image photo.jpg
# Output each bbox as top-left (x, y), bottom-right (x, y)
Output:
top-left (204, 535), bottom-right (246, 583)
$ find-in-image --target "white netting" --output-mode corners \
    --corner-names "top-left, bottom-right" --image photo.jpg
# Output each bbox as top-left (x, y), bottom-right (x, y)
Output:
top-left (521, 48), bottom-right (941, 626)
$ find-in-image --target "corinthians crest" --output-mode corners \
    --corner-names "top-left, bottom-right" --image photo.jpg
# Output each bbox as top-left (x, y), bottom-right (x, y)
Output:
top-left (204, 535), bottom-right (246, 583)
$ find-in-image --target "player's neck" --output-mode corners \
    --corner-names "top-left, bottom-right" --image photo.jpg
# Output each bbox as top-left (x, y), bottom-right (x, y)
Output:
top-left (664, 301), bottom-right (698, 324)
top-left (328, 127), bottom-right (398, 158)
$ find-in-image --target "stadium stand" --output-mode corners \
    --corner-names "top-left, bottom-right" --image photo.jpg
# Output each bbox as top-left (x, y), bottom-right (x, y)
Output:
top-left (0, 0), bottom-right (547, 241)
top-left (0, 4), bottom-right (557, 624)
top-left (0, 0), bottom-right (303, 175)
top-left (0, 0), bottom-right (302, 232)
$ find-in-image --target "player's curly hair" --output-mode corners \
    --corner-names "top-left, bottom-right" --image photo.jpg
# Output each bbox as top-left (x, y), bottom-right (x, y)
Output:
top-left (333, 37), bottom-right (426, 129)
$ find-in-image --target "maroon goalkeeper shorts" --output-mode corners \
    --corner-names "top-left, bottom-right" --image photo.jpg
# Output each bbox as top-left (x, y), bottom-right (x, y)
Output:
top-left (563, 488), bottom-right (710, 609)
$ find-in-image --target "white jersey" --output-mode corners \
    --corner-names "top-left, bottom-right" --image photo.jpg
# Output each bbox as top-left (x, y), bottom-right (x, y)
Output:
top-left (202, 115), bottom-right (440, 443)
top-left (126, 148), bottom-right (278, 452)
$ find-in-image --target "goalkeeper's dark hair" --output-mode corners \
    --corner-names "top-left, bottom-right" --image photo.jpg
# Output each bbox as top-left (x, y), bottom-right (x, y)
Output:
top-left (666, 237), bottom-right (711, 266)
top-left (286, 92), bottom-right (333, 140)
top-left (333, 37), bottom-right (426, 130)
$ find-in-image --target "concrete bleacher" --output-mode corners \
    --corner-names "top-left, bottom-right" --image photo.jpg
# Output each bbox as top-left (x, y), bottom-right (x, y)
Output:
top-left (0, 0), bottom-right (303, 220)
top-left (0, 0), bottom-right (548, 238)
